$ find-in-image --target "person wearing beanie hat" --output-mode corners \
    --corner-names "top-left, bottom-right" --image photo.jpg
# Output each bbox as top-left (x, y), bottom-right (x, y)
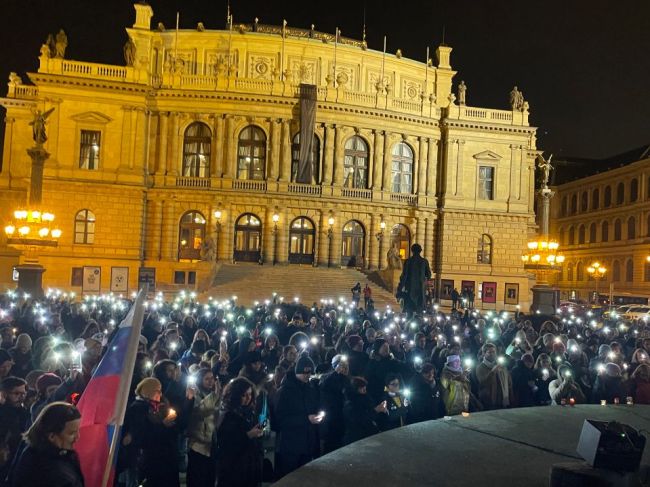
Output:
top-left (445, 354), bottom-right (462, 373)
top-left (238, 351), bottom-right (267, 388)
top-left (511, 353), bottom-right (537, 408)
top-left (365, 338), bottom-right (403, 404)
top-left (592, 362), bottom-right (626, 405)
top-left (0, 349), bottom-right (14, 380)
top-left (409, 361), bottom-right (446, 423)
top-left (9, 333), bottom-right (33, 379)
top-left (30, 373), bottom-right (63, 422)
top-left (319, 354), bottom-right (351, 453)
top-left (440, 354), bottom-right (472, 416)
top-left (346, 335), bottom-right (369, 377)
top-left (274, 351), bottom-right (322, 479)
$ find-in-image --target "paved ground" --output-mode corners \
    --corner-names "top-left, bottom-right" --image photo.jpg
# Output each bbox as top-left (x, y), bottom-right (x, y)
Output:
top-left (274, 405), bottom-right (650, 487)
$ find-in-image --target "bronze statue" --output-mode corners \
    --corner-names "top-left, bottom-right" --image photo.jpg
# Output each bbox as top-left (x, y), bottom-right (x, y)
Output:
top-left (537, 153), bottom-right (553, 188)
top-left (30, 108), bottom-right (55, 145)
top-left (55, 30), bottom-right (67, 58)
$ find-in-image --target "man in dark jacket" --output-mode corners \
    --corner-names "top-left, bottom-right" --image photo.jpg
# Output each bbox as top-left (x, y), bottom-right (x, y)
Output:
top-left (397, 244), bottom-right (431, 316)
top-left (408, 363), bottom-right (446, 423)
top-left (319, 354), bottom-right (351, 453)
top-left (364, 339), bottom-right (407, 404)
top-left (274, 354), bottom-right (323, 480)
top-left (0, 377), bottom-right (29, 482)
top-left (346, 335), bottom-right (369, 377)
top-left (511, 354), bottom-right (537, 407)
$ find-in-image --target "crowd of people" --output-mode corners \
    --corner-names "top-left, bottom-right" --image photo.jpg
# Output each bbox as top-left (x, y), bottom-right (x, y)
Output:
top-left (0, 282), bottom-right (649, 486)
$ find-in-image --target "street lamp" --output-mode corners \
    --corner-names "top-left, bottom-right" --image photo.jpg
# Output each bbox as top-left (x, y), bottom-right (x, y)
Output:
top-left (327, 215), bottom-right (335, 268)
top-left (213, 209), bottom-right (222, 262)
top-left (271, 211), bottom-right (279, 266)
top-left (587, 261), bottom-right (606, 303)
top-left (376, 218), bottom-right (386, 270)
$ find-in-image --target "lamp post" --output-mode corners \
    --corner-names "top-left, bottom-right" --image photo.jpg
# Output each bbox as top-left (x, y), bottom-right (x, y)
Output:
top-left (587, 261), bottom-right (606, 304)
top-left (213, 209), bottom-right (222, 262)
top-left (271, 212), bottom-right (279, 266)
top-left (375, 218), bottom-right (386, 270)
top-left (327, 215), bottom-right (334, 268)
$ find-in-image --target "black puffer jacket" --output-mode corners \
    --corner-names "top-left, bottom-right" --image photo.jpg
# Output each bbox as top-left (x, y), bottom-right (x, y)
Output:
top-left (11, 445), bottom-right (84, 487)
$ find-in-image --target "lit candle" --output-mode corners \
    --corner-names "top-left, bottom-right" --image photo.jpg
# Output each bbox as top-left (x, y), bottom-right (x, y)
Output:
top-left (600, 400), bottom-right (607, 406)
top-left (569, 398), bottom-right (575, 406)
top-left (167, 408), bottom-right (177, 421)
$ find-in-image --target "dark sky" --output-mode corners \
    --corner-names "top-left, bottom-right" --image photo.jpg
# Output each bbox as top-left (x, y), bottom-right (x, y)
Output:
top-left (1, 0), bottom-right (648, 159)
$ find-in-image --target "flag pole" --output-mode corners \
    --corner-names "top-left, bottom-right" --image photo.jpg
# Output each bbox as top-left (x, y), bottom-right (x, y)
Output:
top-left (100, 286), bottom-right (148, 487)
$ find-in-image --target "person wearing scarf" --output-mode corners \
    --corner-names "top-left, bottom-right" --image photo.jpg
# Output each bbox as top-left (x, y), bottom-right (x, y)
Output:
top-left (377, 373), bottom-right (409, 431)
top-left (476, 343), bottom-right (513, 410)
top-left (440, 354), bottom-right (472, 415)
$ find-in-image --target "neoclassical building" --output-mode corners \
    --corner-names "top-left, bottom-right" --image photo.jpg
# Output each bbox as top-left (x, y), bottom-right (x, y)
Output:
top-left (550, 147), bottom-right (650, 302)
top-left (0, 3), bottom-right (539, 308)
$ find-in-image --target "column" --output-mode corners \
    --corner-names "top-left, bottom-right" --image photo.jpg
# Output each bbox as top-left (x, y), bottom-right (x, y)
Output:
top-left (455, 140), bottom-right (465, 197)
top-left (415, 217), bottom-right (422, 247)
top-left (427, 138), bottom-right (438, 196)
top-left (372, 130), bottom-right (384, 189)
top-left (158, 112), bottom-right (169, 175)
top-left (170, 112), bottom-right (180, 176)
top-left (382, 133), bottom-right (392, 191)
top-left (223, 116), bottom-right (235, 179)
top-left (333, 126), bottom-right (345, 186)
top-left (508, 144), bottom-right (518, 203)
top-left (528, 158), bottom-right (535, 212)
top-left (417, 136), bottom-right (428, 195)
top-left (155, 200), bottom-right (164, 260)
top-left (446, 139), bottom-right (457, 196)
top-left (163, 200), bottom-right (176, 260)
top-left (131, 108), bottom-right (146, 171)
top-left (517, 146), bottom-right (525, 201)
top-left (2, 117), bottom-right (14, 175)
top-left (424, 217), bottom-right (434, 266)
top-left (120, 106), bottom-right (133, 171)
top-left (212, 115), bottom-right (223, 177)
top-left (268, 120), bottom-right (279, 181)
top-left (280, 120), bottom-right (292, 182)
top-left (322, 125), bottom-right (334, 185)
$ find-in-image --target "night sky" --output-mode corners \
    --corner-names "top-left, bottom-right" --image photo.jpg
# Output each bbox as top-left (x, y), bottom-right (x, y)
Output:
top-left (1, 0), bottom-right (648, 159)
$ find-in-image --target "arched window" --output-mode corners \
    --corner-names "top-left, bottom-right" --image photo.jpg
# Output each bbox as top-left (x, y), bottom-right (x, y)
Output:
top-left (589, 223), bottom-right (597, 243)
top-left (182, 122), bottom-right (211, 177)
top-left (291, 133), bottom-right (320, 183)
top-left (341, 220), bottom-right (365, 267)
top-left (578, 225), bottom-right (585, 244)
top-left (570, 194), bottom-right (577, 214)
top-left (559, 227), bottom-right (565, 245)
top-left (74, 209), bottom-right (96, 244)
top-left (604, 186), bottom-right (612, 207)
top-left (602, 221), bottom-right (609, 242)
top-left (234, 213), bottom-right (262, 262)
top-left (592, 188), bottom-right (599, 210)
top-left (477, 234), bottom-right (492, 264)
top-left (613, 260), bottom-right (621, 281)
top-left (561, 196), bottom-right (567, 217)
top-left (614, 219), bottom-right (622, 240)
top-left (391, 142), bottom-right (414, 194)
top-left (581, 192), bottom-right (588, 212)
top-left (576, 262), bottom-right (584, 281)
top-left (631, 179), bottom-right (639, 202)
top-left (567, 263), bottom-right (574, 281)
top-left (644, 261), bottom-right (650, 282)
top-left (288, 217), bottom-right (315, 264)
top-left (178, 211), bottom-right (206, 261)
top-left (344, 136), bottom-right (369, 189)
top-left (626, 259), bottom-right (634, 282)
top-left (628, 216), bottom-right (636, 240)
top-left (568, 226), bottom-right (575, 245)
top-left (390, 224), bottom-right (411, 261)
top-left (237, 126), bottom-right (266, 180)
top-left (616, 182), bottom-right (625, 205)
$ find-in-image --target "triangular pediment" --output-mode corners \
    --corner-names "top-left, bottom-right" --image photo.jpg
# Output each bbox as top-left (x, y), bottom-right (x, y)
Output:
top-left (473, 150), bottom-right (502, 161)
top-left (70, 111), bottom-right (112, 124)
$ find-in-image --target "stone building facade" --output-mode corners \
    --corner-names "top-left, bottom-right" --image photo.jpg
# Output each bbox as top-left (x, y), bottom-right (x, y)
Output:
top-left (0, 3), bottom-right (539, 308)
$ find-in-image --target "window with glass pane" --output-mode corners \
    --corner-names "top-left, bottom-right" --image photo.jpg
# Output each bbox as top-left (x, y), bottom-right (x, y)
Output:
top-left (601, 221), bottom-right (609, 242)
top-left (79, 130), bottom-right (101, 170)
top-left (182, 122), bottom-right (211, 177)
top-left (74, 209), bottom-right (96, 244)
top-left (237, 126), bottom-right (266, 180)
top-left (291, 133), bottom-right (320, 183)
top-left (178, 211), bottom-right (206, 260)
top-left (343, 136), bottom-right (368, 189)
top-left (391, 142), bottom-right (413, 194)
top-left (478, 166), bottom-right (494, 200)
top-left (390, 224), bottom-right (411, 260)
top-left (289, 217), bottom-right (315, 254)
top-left (477, 234), bottom-right (492, 264)
top-left (626, 260), bottom-right (634, 282)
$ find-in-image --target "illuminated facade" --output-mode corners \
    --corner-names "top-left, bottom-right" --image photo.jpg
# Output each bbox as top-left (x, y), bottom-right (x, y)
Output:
top-left (0, 3), bottom-right (539, 308)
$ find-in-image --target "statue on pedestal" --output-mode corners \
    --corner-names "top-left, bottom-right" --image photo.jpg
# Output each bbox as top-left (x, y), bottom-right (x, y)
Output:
top-left (509, 86), bottom-right (524, 110)
top-left (537, 154), bottom-right (554, 189)
top-left (55, 30), bottom-right (67, 59)
top-left (458, 80), bottom-right (467, 105)
top-left (387, 244), bottom-right (403, 270)
top-left (29, 108), bottom-right (55, 146)
top-left (124, 38), bottom-right (136, 67)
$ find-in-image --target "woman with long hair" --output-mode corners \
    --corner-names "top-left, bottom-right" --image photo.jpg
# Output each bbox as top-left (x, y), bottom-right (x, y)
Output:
top-left (215, 377), bottom-right (264, 487)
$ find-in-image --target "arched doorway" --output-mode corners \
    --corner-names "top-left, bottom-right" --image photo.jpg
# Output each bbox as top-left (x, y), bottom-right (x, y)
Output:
top-left (341, 220), bottom-right (365, 268)
top-left (390, 224), bottom-right (411, 261)
top-left (234, 213), bottom-right (262, 262)
top-left (178, 211), bottom-right (206, 261)
top-left (288, 217), bottom-right (315, 264)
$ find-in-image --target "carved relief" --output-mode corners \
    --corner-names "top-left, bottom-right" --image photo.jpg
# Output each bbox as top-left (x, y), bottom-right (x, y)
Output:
top-left (288, 58), bottom-right (318, 85)
top-left (367, 70), bottom-right (393, 94)
top-left (248, 55), bottom-right (277, 80)
top-left (205, 50), bottom-right (238, 76)
top-left (401, 78), bottom-right (423, 100)
top-left (328, 63), bottom-right (357, 90)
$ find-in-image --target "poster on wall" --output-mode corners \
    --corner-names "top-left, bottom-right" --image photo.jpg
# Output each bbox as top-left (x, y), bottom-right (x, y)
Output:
top-left (82, 266), bottom-right (101, 293)
top-left (505, 283), bottom-right (519, 305)
top-left (440, 279), bottom-right (454, 300)
top-left (110, 267), bottom-right (129, 293)
top-left (138, 267), bottom-right (156, 293)
top-left (482, 281), bottom-right (497, 304)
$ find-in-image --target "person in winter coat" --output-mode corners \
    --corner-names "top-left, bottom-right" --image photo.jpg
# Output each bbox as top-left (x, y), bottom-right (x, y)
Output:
top-left (186, 369), bottom-right (221, 487)
top-left (342, 377), bottom-right (385, 445)
top-left (30, 373), bottom-right (62, 423)
top-left (215, 377), bottom-right (264, 487)
top-left (533, 354), bottom-right (556, 405)
top-left (476, 343), bottom-right (513, 410)
top-left (319, 354), bottom-right (351, 453)
top-left (0, 376), bottom-right (29, 482)
top-left (377, 373), bottom-right (410, 431)
top-left (260, 334), bottom-right (281, 372)
top-left (273, 354), bottom-right (323, 480)
top-left (346, 335), bottom-right (369, 377)
top-left (8, 334), bottom-right (32, 379)
top-left (439, 355), bottom-right (472, 415)
top-left (592, 362), bottom-right (627, 404)
top-left (227, 337), bottom-right (256, 377)
top-left (549, 364), bottom-right (586, 405)
top-left (10, 402), bottom-right (83, 487)
top-left (630, 364), bottom-right (650, 404)
top-left (364, 338), bottom-right (407, 404)
top-left (511, 354), bottom-right (537, 407)
top-left (408, 362), bottom-right (446, 423)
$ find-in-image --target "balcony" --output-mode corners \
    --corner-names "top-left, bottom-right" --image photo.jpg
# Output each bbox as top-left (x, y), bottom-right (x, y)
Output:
top-left (390, 193), bottom-right (418, 206)
top-left (176, 177), bottom-right (211, 188)
top-left (287, 183), bottom-right (322, 196)
top-left (341, 187), bottom-right (372, 200)
top-left (232, 180), bottom-right (267, 192)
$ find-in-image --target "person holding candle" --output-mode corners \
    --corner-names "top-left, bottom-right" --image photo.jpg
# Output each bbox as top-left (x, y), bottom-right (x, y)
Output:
top-left (408, 362), bottom-right (446, 422)
top-left (377, 373), bottom-right (410, 431)
top-left (533, 354), bottom-right (556, 405)
top-left (342, 376), bottom-right (383, 445)
top-left (549, 364), bottom-right (586, 405)
top-left (591, 362), bottom-right (626, 404)
top-left (476, 343), bottom-right (513, 410)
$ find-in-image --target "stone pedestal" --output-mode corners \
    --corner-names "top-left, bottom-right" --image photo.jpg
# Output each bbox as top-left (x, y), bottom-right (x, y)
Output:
top-left (530, 284), bottom-right (559, 315)
top-left (14, 264), bottom-right (46, 298)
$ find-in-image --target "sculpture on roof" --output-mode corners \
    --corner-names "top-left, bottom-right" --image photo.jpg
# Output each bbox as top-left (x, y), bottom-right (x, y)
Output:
top-left (55, 30), bottom-right (67, 59)
top-left (458, 81), bottom-right (467, 105)
top-left (509, 86), bottom-right (524, 111)
top-left (124, 38), bottom-right (136, 67)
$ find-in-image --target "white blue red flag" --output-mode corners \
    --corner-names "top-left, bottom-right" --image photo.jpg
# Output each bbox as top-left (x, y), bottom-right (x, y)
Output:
top-left (75, 288), bottom-right (146, 486)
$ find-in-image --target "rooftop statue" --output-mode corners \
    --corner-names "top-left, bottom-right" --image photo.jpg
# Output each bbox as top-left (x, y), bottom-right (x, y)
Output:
top-left (55, 29), bottom-right (67, 59)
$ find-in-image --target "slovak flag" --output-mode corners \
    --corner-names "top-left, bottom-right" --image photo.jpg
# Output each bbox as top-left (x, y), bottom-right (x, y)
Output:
top-left (75, 288), bottom-right (146, 487)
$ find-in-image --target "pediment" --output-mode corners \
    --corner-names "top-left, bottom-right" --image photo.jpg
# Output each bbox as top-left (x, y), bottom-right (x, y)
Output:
top-left (70, 111), bottom-right (113, 124)
top-left (472, 150), bottom-right (502, 161)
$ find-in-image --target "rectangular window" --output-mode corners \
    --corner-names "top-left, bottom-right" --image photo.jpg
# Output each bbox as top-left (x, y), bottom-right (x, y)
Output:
top-left (79, 130), bottom-right (101, 170)
top-left (173, 271), bottom-right (186, 284)
top-left (188, 271), bottom-right (196, 285)
top-left (71, 267), bottom-right (83, 286)
top-left (478, 166), bottom-right (494, 200)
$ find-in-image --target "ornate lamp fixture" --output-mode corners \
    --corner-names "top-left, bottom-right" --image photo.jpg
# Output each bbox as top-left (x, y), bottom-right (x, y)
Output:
top-left (4, 208), bottom-right (62, 247)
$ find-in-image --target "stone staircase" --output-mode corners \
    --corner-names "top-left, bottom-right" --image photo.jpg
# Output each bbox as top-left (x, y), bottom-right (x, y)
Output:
top-left (201, 263), bottom-right (399, 309)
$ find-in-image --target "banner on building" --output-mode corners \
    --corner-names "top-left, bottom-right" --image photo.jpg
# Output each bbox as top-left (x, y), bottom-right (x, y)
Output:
top-left (482, 281), bottom-right (497, 304)
top-left (82, 266), bottom-right (101, 293)
top-left (296, 83), bottom-right (317, 184)
top-left (110, 267), bottom-right (129, 293)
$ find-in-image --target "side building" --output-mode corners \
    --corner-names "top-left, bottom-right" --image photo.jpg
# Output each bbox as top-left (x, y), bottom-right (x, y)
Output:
top-left (550, 146), bottom-right (650, 303)
top-left (0, 3), bottom-right (539, 308)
